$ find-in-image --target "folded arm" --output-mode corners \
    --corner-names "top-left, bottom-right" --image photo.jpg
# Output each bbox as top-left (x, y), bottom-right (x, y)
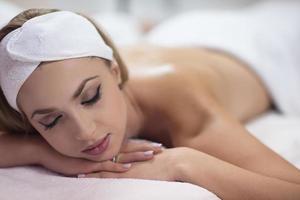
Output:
top-left (171, 95), bottom-right (300, 199)
top-left (169, 82), bottom-right (300, 182)
top-left (0, 132), bottom-right (41, 167)
top-left (174, 108), bottom-right (300, 184)
top-left (176, 147), bottom-right (300, 200)
top-left (0, 132), bottom-right (162, 176)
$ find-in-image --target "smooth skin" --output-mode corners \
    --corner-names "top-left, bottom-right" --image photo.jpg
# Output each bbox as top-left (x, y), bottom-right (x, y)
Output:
top-left (1, 45), bottom-right (300, 199)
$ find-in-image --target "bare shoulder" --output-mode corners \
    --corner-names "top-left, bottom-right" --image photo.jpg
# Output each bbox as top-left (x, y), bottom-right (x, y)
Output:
top-left (128, 63), bottom-right (217, 145)
top-left (122, 45), bottom-right (271, 123)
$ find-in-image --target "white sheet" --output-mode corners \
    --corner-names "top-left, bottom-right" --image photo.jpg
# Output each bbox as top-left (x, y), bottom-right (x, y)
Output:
top-left (0, 166), bottom-right (219, 200)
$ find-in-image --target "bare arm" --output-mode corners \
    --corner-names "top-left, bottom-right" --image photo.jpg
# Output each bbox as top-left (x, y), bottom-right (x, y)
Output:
top-left (0, 132), bottom-right (40, 167)
top-left (81, 145), bottom-right (300, 199)
top-left (172, 94), bottom-right (300, 185)
top-left (176, 147), bottom-right (300, 200)
top-left (0, 132), bottom-right (162, 176)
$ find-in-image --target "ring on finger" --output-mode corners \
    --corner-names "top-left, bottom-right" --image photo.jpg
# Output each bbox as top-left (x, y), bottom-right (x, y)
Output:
top-left (112, 154), bottom-right (120, 163)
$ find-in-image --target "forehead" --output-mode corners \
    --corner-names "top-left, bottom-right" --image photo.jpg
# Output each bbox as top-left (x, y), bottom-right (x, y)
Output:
top-left (17, 57), bottom-right (109, 113)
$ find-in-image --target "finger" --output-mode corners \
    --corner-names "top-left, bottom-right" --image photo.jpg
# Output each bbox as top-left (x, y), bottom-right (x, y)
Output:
top-left (120, 140), bottom-right (163, 154)
top-left (117, 151), bottom-right (154, 163)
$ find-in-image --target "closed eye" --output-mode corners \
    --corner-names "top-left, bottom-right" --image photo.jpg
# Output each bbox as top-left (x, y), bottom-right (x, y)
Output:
top-left (41, 84), bottom-right (102, 131)
top-left (40, 114), bottom-right (63, 130)
top-left (81, 84), bottom-right (102, 105)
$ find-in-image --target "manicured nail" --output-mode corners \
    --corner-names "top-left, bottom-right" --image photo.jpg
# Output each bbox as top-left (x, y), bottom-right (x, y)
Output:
top-left (144, 150), bottom-right (154, 156)
top-left (123, 163), bottom-right (132, 169)
top-left (151, 143), bottom-right (162, 147)
top-left (77, 174), bottom-right (86, 178)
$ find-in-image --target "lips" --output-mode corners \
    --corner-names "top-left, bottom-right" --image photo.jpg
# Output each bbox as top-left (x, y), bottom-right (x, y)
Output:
top-left (82, 133), bottom-right (111, 156)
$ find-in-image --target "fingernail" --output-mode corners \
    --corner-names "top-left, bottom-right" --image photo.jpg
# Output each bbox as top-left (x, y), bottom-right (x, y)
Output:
top-left (123, 163), bottom-right (132, 169)
top-left (77, 174), bottom-right (86, 178)
top-left (144, 150), bottom-right (154, 156)
top-left (151, 143), bottom-right (162, 147)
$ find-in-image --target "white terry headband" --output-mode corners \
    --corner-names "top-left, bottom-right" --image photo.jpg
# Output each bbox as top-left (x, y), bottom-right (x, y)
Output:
top-left (0, 11), bottom-right (113, 112)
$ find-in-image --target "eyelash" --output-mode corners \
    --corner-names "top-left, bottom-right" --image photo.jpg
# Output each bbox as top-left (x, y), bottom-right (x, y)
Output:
top-left (81, 84), bottom-right (102, 105)
top-left (43, 84), bottom-right (102, 130)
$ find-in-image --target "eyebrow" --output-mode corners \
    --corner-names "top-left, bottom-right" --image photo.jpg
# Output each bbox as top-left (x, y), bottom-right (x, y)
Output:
top-left (31, 75), bottom-right (99, 119)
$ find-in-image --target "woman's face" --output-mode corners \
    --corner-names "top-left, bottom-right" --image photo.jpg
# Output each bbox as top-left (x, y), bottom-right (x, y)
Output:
top-left (17, 57), bottom-right (127, 162)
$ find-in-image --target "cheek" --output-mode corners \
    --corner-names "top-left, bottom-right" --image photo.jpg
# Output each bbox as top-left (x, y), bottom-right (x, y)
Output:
top-left (97, 87), bottom-right (127, 131)
top-left (38, 130), bottom-right (75, 154)
top-left (108, 90), bottom-right (127, 131)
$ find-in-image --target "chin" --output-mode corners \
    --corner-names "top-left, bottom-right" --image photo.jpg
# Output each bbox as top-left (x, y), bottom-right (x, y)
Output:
top-left (82, 133), bottom-right (124, 162)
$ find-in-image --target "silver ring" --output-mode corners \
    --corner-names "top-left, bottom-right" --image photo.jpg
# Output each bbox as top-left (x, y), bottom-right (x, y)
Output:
top-left (112, 154), bottom-right (119, 163)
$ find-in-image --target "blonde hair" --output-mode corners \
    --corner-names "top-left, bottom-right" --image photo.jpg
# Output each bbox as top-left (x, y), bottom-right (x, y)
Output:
top-left (0, 8), bottom-right (129, 135)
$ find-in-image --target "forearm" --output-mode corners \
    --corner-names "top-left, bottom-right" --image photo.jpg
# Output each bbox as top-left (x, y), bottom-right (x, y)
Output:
top-left (0, 133), bottom-right (41, 167)
top-left (177, 148), bottom-right (300, 200)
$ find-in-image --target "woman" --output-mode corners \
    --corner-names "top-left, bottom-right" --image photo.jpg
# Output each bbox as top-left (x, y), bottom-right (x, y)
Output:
top-left (0, 4), bottom-right (300, 200)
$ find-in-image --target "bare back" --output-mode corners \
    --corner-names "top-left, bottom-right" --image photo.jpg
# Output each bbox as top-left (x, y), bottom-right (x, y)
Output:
top-left (120, 45), bottom-right (271, 124)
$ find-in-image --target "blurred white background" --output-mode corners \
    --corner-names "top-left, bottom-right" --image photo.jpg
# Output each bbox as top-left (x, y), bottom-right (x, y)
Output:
top-left (2, 0), bottom-right (278, 21)
top-left (5, 0), bottom-right (266, 19)
top-left (0, 0), bottom-right (297, 45)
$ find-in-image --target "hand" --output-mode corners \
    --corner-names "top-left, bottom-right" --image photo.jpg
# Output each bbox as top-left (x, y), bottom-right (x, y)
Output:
top-left (36, 137), bottom-right (164, 177)
top-left (114, 138), bottom-right (164, 163)
top-left (83, 147), bottom-right (187, 181)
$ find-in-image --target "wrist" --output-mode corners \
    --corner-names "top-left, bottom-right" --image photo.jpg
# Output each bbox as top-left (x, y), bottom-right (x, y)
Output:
top-left (173, 147), bottom-right (208, 184)
top-left (172, 147), bottom-right (197, 182)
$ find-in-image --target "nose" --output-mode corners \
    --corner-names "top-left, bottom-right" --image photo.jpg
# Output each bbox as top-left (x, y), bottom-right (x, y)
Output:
top-left (71, 109), bottom-right (96, 141)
